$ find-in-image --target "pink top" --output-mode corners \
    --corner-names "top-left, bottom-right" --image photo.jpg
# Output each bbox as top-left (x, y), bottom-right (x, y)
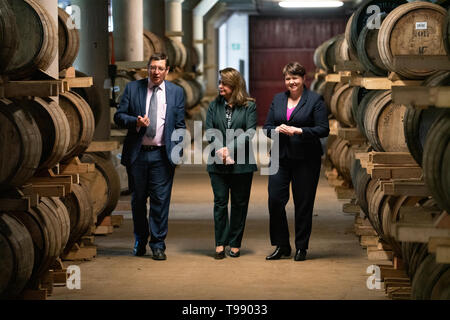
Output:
top-left (141, 80), bottom-right (167, 146)
top-left (287, 106), bottom-right (296, 121)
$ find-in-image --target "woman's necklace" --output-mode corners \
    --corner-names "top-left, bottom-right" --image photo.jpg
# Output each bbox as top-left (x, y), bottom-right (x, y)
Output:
top-left (288, 95), bottom-right (301, 109)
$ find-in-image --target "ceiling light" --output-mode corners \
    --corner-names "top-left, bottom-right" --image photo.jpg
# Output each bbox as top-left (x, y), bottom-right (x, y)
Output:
top-left (279, 1), bottom-right (344, 8)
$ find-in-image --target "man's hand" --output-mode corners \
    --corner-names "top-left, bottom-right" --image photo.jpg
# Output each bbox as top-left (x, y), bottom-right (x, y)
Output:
top-left (137, 115), bottom-right (150, 128)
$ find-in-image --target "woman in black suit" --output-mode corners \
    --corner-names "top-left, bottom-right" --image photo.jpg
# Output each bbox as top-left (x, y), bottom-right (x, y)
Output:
top-left (206, 67), bottom-right (257, 259)
top-left (263, 62), bottom-right (329, 261)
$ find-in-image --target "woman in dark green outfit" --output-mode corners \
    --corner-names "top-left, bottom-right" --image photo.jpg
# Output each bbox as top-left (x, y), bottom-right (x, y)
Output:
top-left (206, 67), bottom-right (257, 259)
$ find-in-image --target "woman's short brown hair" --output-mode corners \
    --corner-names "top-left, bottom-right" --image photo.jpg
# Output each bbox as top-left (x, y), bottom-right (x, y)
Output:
top-left (282, 62), bottom-right (306, 77)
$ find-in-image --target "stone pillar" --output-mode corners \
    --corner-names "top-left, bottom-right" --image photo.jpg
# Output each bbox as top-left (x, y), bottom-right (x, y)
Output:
top-left (37, 0), bottom-right (58, 79)
top-left (165, 0), bottom-right (183, 43)
top-left (143, 0), bottom-right (165, 37)
top-left (72, 0), bottom-right (110, 140)
top-left (112, 0), bottom-right (144, 61)
top-left (193, 0), bottom-right (218, 84)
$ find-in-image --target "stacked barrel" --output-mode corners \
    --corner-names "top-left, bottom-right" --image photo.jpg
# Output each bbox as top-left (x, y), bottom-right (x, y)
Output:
top-left (314, 0), bottom-right (450, 300)
top-left (0, 1), bottom-right (119, 299)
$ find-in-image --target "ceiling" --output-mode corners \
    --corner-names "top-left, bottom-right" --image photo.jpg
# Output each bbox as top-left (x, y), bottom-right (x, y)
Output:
top-left (220, 0), bottom-right (362, 15)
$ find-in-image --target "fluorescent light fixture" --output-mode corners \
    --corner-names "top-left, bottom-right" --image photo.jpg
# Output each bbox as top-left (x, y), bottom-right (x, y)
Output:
top-left (279, 1), bottom-right (344, 8)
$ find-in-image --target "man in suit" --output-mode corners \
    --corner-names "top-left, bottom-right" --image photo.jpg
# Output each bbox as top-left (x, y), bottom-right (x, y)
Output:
top-left (114, 53), bottom-right (185, 260)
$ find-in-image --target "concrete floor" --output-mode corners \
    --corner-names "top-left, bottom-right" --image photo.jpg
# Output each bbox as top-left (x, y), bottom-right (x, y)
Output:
top-left (51, 166), bottom-right (388, 300)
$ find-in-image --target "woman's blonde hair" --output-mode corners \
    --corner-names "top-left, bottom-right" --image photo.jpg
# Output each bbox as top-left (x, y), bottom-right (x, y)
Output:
top-left (219, 67), bottom-right (255, 107)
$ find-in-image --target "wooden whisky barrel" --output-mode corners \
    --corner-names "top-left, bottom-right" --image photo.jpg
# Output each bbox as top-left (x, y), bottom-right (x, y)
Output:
top-left (162, 36), bottom-right (187, 70)
top-left (79, 153), bottom-right (120, 226)
top-left (6, 203), bottom-right (49, 284)
top-left (412, 253), bottom-right (450, 299)
top-left (330, 84), bottom-right (356, 127)
top-left (62, 183), bottom-right (93, 253)
top-left (59, 91), bottom-right (95, 161)
top-left (423, 111), bottom-right (450, 212)
top-left (5, 0), bottom-right (58, 79)
top-left (143, 29), bottom-right (164, 62)
top-left (444, 7), bottom-right (450, 55)
top-left (41, 197), bottom-right (70, 256)
top-left (0, 213), bottom-right (34, 299)
top-left (378, 2), bottom-right (447, 79)
top-left (173, 77), bottom-right (203, 109)
top-left (363, 90), bottom-right (408, 152)
top-left (58, 7), bottom-right (80, 71)
top-left (347, 0), bottom-right (407, 58)
top-left (356, 14), bottom-right (389, 76)
top-left (72, 70), bottom-right (103, 128)
top-left (16, 97), bottom-right (70, 170)
top-left (402, 242), bottom-right (429, 279)
top-left (186, 45), bottom-right (200, 73)
top-left (0, 0), bottom-right (18, 72)
top-left (430, 268), bottom-right (450, 299)
top-left (0, 99), bottom-right (42, 189)
top-left (403, 72), bottom-right (450, 165)
top-left (351, 158), bottom-right (372, 216)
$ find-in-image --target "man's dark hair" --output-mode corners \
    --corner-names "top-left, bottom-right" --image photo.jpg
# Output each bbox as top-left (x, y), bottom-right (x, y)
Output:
top-left (147, 52), bottom-right (169, 69)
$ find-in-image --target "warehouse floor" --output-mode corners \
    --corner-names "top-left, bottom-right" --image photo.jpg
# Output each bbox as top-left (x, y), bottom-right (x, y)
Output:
top-left (50, 166), bottom-right (388, 300)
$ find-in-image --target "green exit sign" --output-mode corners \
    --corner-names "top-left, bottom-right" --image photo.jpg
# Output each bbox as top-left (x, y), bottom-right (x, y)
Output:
top-left (231, 43), bottom-right (241, 50)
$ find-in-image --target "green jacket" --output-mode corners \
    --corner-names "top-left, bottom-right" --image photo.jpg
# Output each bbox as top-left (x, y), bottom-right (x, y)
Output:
top-left (205, 95), bottom-right (258, 174)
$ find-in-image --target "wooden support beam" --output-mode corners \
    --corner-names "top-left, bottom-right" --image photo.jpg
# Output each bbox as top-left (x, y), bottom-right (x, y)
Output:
top-left (381, 179), bottom-right (431, 197)
top-left (85, 140), bottom-right (120, 153)
top-left (29, 174), bottom-right (73, 195)
top-left (0, 198), bottom-right (30, 212)
top-left (393, 55), bottom-right (450, 71)
top-left (392, 86), bottom-right (450, 108)
top-left (0, 80), bottom-right (62, 98)
top-left (31, 185), bottom-right (65, 197)
top-left (392, 223), bottom-right (450, 243)
top-left (368, 152), bottom-right (417, 166)
top-left (325, 73), bottom-right (341, 83)
top-left (60, 157), bottom-right (95, 175)
top-left (369, 167), bottom-right (423, 180)
top-left (428, 237), bottom-right (450, 253)
top-left (62, 77), bottom-right (93, 90)
top-left (436, 246), bottom-right (450, 264)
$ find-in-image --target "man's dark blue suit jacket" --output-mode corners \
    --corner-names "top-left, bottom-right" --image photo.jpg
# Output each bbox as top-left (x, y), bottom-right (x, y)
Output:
top-left (114, 79), bottom-right (186, 167)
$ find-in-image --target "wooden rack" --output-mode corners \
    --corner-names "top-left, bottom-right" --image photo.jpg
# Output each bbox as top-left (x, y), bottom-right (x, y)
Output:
top-left (355, 152), bottom-right (422, 180)
top-left (325, 71), bottom-right (422, 90)
top-left (0, 68), bottom-right (92, 99)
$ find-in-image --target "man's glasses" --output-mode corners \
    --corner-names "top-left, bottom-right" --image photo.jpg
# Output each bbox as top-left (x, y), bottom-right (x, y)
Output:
top-left (149, 66), bottom-right (167, 72)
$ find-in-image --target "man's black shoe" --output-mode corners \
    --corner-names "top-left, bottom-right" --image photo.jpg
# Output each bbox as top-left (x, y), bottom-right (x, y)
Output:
top-left (152, 248), bottom-right (167, 260)
top-left (294, 249), bottom-right (307, 261)
top-left (265, 246), bottom-right (291, 260)
top-left (133, 241), bottom-right (146, 256)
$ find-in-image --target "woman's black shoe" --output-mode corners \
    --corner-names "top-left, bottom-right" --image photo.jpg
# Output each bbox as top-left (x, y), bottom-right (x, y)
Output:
top-left (229, 250), bottom-right (240, 258)
top-left (215, 250), bottom-right (225, 259)
top-left (294, 249), bottom-right (307, 261)
top-left (265, 246), bottom-right (291, 260)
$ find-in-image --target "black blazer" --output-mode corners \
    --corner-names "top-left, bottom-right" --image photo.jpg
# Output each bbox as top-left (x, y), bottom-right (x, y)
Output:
top-left (114, 79), bottom-right (186, 167)
top-left (263, 87), bottom-right (329, 160)
top-left (205, 95), bottom-right (258, 174)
